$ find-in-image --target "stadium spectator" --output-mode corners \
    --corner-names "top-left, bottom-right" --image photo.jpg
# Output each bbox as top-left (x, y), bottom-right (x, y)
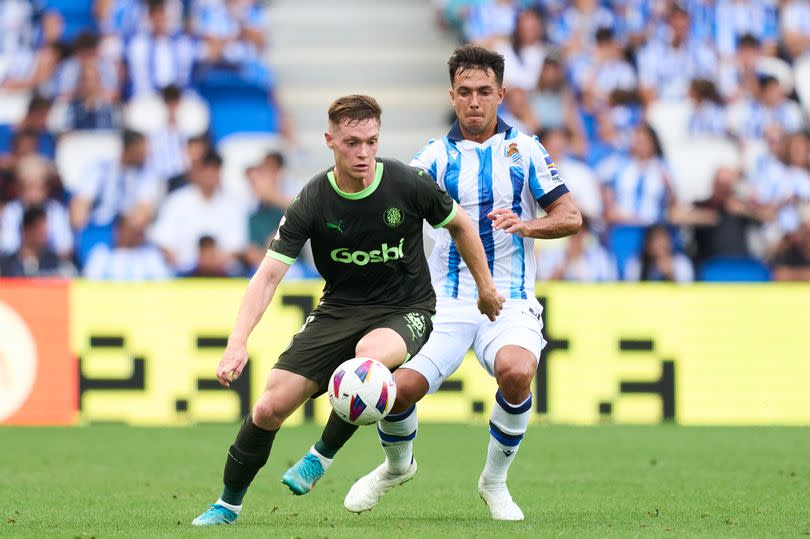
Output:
top-left (462, 0), bottom-right (519, 47)
top-left (164, 133), bottom-right (212, 192)
top-left (687, 79), bottom-right (728, 136)
top-left (0, 124), bottom-right (56, 204)
top-left (600, 123), bottom-right (673, 225)
top-left (771, 210), bottom-right (810, 281)
top-left (2, 95), bottom-right (57, 158)
top-left (571, 27), bottom-right (637, 110)
top-left (58, 31), bottom-right (120, 103)
top-left (539, 127), bottom-right (599, 222)
top-left (244, 151), bottom-right (289, 270)
top-left (0, 0), bottom-right (33, 56)
top-left (64, 63), bottom-right (120, 130)
top-left (194, 0), bottom-right (266, 66)
top-left (0, 10), bottom-right (64, 99)
top-left (183, 235), bottom-right (230, 277)
top-left (676, 166), bottom-right (763, 266)
top-left (637, 5), bottom-right (716, 103)
top-left (780, 0), bottom-right (810, 60)
top-left (505, 55), bottom-right (586, 146)
top-left (624, 224), bottom-right (694, 282)
top-left (735, 75), bottom-right (805, 140)
top-left (83, 214), bottom-right (172, 280)
top-left (548, 0), bottom-right (615, 55)
top-left (126, 0), bottom-right (198, 97)
top-left (148, 149), bottom-right (247, 274)
top-left (537, 219), bottom-right (617, 282)
top-left (497, 7), bottom-right (546, 91)
top-left (713, 0), bottom-right (778, 58)
top-left (69, 129), bottom-right (161, 261)
top-left (718, 33), bottom-right (764, 102)
top-left (0, 206), bottom-right (74, 277)
top-left (0, 155), bottom-right (72, 259)
top-left (147, 85), bottom-right (188, 185)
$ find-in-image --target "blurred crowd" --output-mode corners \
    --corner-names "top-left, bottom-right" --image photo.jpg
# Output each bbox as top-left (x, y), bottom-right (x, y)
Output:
top-left (1, 0), bottom-right (809, 283)
top-left (435, 0), bottom-right (810, 282)
top-left (0, 0), bottom-right (308, 279)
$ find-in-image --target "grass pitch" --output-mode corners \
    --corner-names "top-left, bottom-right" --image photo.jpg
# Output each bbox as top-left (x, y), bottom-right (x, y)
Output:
top-left (1, 424), bottom-right (808, 538)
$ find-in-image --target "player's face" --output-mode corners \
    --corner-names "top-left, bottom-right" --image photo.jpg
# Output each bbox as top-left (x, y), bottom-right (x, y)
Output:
top-left (450, 68), bottom-right (505, 139)
top-left (326, 118), bottom-right (380, 182)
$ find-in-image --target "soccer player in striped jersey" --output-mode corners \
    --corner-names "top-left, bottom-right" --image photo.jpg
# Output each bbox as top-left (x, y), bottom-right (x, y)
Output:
top-left (344, 45), bottom-right (581, 521)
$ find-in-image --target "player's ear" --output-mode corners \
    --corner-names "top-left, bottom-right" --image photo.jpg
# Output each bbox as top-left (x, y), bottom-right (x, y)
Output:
top-left (497, 86), bottom-right (506, 104)
top-left (324, 130), bottom-right (334, 149)
top-left (448, 87), bottom-right (454, 104)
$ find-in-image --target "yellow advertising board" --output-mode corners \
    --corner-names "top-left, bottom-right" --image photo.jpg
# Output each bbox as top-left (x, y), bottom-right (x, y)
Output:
top-left (70, 281), bottom-right (810, 426)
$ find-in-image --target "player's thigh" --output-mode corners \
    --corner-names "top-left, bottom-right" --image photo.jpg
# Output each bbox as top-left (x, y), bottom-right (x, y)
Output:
top-left (400, 298), bottom-right (480, 394)
top-left (361, 308), bottom-right (434, 370)
top-left (253, 369), bottom-right (320, 429)
top-left (473, 298), bottom-right (546, 377)
top-left (273, 306), bottom-right (362, 396)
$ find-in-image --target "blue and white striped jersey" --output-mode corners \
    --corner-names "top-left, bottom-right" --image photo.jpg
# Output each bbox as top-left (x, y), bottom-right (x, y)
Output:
top-left (410, 118), bottom-right (569, 301)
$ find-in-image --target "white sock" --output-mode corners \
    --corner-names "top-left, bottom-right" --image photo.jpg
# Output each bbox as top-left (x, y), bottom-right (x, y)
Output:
top-left (308, 446), bottom-right (333, 470)
top-left (215, 498), bottom-right (241, 514)
top-left (378, 405), bottom-right (417, 475)
top-left (481, 391), bottom-right (531, 485)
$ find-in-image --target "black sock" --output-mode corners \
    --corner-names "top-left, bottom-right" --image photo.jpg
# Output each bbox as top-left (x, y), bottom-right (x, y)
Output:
top-left (220, 414), bottom-right (277, 505)
top-left (313, 411), bottom-right (359, 459)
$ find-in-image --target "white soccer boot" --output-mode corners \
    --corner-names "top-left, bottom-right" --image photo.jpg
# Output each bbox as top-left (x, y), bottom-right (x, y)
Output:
top-left (344, 459), bottom-right (418, 513)
top-left (477, 475), bottom-right (525, 521)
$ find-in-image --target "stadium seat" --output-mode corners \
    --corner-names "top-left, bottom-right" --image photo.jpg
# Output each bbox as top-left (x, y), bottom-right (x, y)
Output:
top-left (646, 100), bottom-right (691, 152)
top-left (795, 53), bottom-right (810, 117)
top-left (195, 69), bottom-right (279, 143)
top-left (43, 0), bottom-right (96, 41)
top-left (699, 256), bottom-right (771, 282)
top-left (123, 94), bottom-right (210, 137)
top-left (55, 130), bottom-right (121, 193)
top-left (607, 225), bottom-right (646, 279)
top-left (665, 137), bottom-right (740, 203)
top-left (218, 132), bottom-right (283, 204)
top-left (0, 89), bottom-right (31, 126)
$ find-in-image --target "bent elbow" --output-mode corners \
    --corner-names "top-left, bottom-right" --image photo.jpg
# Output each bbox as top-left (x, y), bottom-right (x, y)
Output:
top-left (568, 208), bottom-right (583, 235)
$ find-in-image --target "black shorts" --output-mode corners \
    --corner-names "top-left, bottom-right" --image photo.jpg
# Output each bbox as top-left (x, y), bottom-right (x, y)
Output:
top-left (273, 304), bottom-right (434, 395)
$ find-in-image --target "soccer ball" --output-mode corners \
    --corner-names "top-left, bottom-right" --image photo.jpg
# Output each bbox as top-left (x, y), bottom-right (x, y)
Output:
top-left (328, 358), bottom-right (397, 426)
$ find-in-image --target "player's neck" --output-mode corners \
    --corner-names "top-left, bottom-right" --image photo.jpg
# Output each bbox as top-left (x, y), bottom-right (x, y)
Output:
top-left (459, 123), bottom-right (497, 144)
top-left (332, 165), bottom-right (375, 193)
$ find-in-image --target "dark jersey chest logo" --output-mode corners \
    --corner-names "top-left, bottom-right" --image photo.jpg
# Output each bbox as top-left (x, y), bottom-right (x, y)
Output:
top-left (384, 207), bottom-right (403, 228)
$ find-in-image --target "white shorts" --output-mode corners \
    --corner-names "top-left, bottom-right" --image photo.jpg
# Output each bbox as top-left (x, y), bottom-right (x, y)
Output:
top-left (401, 296), bottom-right (546, 393)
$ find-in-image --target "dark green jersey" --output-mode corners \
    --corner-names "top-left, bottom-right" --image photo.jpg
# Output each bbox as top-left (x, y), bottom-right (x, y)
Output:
top-left (267, 158), bottom-right (457, 310)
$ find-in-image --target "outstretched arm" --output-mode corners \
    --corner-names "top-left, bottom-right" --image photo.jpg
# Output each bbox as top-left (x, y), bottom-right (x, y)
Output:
top-left (217, 256), bottom-right (290, 387)
top-left (489, 192), bottom-right (582, 239)
top-left (444, 207), bottom-right (505, 321)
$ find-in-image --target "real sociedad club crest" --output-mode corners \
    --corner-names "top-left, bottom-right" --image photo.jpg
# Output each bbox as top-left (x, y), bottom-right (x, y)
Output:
top-left (505, 142), bottom-right (522, 163)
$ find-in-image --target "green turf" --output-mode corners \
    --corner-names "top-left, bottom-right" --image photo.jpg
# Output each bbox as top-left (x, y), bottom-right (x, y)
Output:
top-left (1, 424), bottom-right (808, 538)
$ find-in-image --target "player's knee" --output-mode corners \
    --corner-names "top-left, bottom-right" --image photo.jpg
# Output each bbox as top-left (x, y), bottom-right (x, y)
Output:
top-left (391, 369), bottom-right (429, 412)
top-left (252, 397), bottom-right (288, 430)
top-left (496, 359), bottom-right (536, 400)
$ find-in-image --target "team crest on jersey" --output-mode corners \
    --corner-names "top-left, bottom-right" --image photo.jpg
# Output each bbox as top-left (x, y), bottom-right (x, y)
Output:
top-left (384, 207), bottom-right (403, 228)
top-left (505, 142), bottom-right (522, 163)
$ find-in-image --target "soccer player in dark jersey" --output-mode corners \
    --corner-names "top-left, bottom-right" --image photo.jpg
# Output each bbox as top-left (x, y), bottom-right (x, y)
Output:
top-left (192, 94), bottom-right (504, 526)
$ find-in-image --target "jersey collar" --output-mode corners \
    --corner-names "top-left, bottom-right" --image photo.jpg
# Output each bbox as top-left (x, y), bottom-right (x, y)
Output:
top-left (446, 116), bottom-right (512, 142)
top-left (327, 162), bottom-right (384, 200)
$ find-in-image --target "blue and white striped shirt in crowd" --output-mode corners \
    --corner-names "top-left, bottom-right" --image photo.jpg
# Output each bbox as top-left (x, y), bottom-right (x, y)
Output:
top-left (752, 154), bottom-right (810, 233)
top-left (0, 200), bottom-right (73, 256)
top-left (548, 5), bottom-right (615, 47)
top-left (148, 127), bottom-right (188, 182)
top-left (0, 0), bottom-right (32, 55)
top-left (83, 244), bottom-right (173, 280)
top-left (126, 32), bottom-right (198, 97)
top-left (75, 159), bottom-right (162, 227)
top-left (599, 154), bottom-right (671, 225)
top-left (57, 58), bottom-right (120, 98)
top-left (411, 118), bottom-right (569, 301)
top-left (714, 0), bottom-right (778, 57)
top-left (537, 238), bottom-right (617, 283)
top-left (688, 102), bottom-right (728, 136)
top-left (782, 1), bottom-right (810, 38)
top-left (638, 38), bottom-right (717, 100)
top-left (569, 55), bottom-right (637, 98)
top-left (736, 99), bottom-right (805, 140)
top-left (195, 1), bottom-right (264, 63)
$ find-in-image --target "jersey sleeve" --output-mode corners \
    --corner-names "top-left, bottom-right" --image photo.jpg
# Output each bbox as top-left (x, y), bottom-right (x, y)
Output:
top-left (410, 167), bottom-right (457, 228)
top-left (266, 193), bottom-right (311, 264)
top-left (526, 135), bottom-right (569, 210)
top-left (409, 139), bottom-right (446, 183)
